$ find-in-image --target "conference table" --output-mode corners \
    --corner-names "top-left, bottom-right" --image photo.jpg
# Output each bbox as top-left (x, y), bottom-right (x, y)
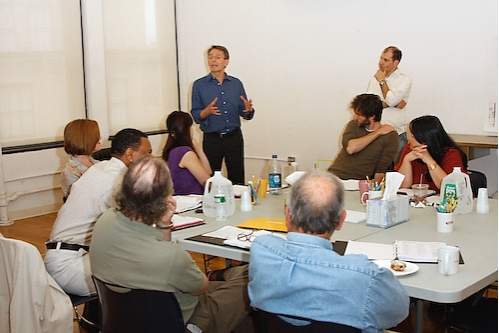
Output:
top-left (172, 189), bottom-right (498, 333)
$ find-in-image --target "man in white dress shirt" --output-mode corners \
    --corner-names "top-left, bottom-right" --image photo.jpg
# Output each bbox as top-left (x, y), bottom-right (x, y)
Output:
top-left (367, 46), bottom-right (412, 163)
top-left (45, 128), bottom-right (152, 296)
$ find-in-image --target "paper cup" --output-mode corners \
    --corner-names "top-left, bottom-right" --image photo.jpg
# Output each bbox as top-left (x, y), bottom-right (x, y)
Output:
top-left (436, 212), bottom-right (454, 233)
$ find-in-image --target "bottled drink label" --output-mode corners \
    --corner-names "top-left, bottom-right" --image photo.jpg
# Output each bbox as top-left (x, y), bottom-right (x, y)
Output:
top-left (269, 173), bottom-right (282, 188)
top-left (214, 194), bottom-right (226, 204)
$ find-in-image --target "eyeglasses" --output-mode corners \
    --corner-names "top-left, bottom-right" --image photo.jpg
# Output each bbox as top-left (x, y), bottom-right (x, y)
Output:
top-left (207, 55), bottom-right (225, 60)
top-left (237, 229), bottom-right (257, 243)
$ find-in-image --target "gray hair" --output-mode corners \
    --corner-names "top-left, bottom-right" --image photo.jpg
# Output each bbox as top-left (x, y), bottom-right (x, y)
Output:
top-left (116, 157), bottom-right (173, 225)
top-left (287, 170), bottom-right (345, 234)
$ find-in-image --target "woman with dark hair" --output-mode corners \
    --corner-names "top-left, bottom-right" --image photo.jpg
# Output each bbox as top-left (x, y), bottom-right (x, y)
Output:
top-left (162, 111), bottom-right (212, 195)
top-left (395, 115), bottom-right (467, 192)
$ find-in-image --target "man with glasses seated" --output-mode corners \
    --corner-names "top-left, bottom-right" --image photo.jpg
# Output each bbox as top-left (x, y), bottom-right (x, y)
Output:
top-left (90, 157), bottom-right (250, 333)
top-left (248, 170), bottom-right (409, 332)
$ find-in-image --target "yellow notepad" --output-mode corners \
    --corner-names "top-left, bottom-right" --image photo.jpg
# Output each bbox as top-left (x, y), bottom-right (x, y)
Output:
top-left (237, 217), bottom-right (287, 232)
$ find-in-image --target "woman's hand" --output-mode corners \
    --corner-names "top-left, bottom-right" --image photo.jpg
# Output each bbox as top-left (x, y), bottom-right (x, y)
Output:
top-left (408, 144), bottom-right (434, 165)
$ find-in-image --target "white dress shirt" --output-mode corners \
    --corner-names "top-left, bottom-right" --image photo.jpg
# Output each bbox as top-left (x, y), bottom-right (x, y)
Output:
top-left (367, 68), bottom-right (412, 135)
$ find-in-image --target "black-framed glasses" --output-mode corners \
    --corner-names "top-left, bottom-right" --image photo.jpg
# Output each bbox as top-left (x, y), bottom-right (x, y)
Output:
top-left (237, 229), bottom-right (257, 243)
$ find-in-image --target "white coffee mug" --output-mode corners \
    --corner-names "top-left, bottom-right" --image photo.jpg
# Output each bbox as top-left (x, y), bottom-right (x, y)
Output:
top-left (436, 212), bottom-right (454, 233)
top-left (361, 190), bottom-right (383, 205)
top-left (438, 246), bottom-right (459, 275)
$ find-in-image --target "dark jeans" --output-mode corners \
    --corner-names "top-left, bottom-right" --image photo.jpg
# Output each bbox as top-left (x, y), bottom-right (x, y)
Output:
top-left (203, 128), bottom-right (245, 185)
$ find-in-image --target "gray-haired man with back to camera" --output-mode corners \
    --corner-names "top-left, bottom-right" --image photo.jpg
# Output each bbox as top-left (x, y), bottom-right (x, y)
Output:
top-left (248, 170), bottom-right (409, 332)
top-left (90, 157), bottom-right (251, 333)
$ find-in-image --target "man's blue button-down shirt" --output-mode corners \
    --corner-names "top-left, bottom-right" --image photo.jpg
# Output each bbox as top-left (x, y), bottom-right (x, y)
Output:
top-left (248, 232), bottom-right (410, 333)
top-left (191, 74), bottom-right (254, 134)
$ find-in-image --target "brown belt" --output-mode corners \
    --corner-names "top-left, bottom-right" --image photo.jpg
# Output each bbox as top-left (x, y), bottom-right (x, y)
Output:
top-left (46, 242), bottom-right (89, 252)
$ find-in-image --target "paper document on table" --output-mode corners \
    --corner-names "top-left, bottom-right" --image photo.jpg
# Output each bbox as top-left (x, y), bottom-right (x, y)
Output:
top-left (233, 185), bottom-right (249, 198)
top-left (341, 179), bottom-right (359, 191)
top-left (171, 215), bottom-right (204, 231)
top-left (344, 241), bottom-right (393, 260)
top-left (345, 210), bottom-right (366, 224)
top-left (174, 195), bottom-right (203, 213)
top-left (237, 218), bottom-right (287, 232)
top-left (202, 225), bottom-right (272, 249)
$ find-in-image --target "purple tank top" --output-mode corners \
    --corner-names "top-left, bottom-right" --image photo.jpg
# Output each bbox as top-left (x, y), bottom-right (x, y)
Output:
top-left (167, 146), bottom-right (204, 195)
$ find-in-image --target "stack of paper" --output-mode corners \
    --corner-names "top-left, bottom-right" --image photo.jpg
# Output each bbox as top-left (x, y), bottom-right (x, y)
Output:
top-left (174, 195), bottom-right (203, 213)
top-left (171, 214), bottom-right (204, 231)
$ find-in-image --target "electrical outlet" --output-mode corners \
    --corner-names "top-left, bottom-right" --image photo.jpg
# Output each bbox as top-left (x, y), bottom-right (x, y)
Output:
top-left (287, 156), bottom-right (296, 166)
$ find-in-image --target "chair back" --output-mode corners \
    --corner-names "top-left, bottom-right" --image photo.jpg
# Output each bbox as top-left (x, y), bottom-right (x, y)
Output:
top-left (468, 169), bottom-right (487, 198)
top-left (256, 309), bottom-right (361, 333)
top-left (92, 275), bottom-right (184, 333)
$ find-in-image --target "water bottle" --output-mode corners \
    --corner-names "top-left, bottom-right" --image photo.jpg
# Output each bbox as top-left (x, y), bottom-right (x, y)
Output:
top-left (440, 167), bottom-right (473, 215)
top-left (203, 171), bottom-right (235, 218)
top-left (214, 186), bottom-right (227, 221)
top-left (268, 154), bottom-right (282, 195)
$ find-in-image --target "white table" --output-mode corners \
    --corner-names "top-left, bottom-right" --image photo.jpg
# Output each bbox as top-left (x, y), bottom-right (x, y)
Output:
top-left (173, 191), bottom-right (384, 261)
top-left (357, 199), bottom-right (498, 333)
top-left (173, 190), bottom-right (498, 333)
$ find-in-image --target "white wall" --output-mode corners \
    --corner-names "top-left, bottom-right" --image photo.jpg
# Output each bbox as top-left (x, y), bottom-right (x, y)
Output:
top-left (2, 0), bottom-right (497, 220)
top-left (176, 0), bottom-right (497, 178)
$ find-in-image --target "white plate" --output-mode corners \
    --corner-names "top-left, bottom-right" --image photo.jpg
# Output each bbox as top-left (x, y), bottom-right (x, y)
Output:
top-left (372, 260), bottom-right (419, 277)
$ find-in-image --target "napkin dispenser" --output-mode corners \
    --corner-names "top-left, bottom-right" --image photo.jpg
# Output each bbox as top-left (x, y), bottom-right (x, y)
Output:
top-left (365, 195), bottom-right (409, 228)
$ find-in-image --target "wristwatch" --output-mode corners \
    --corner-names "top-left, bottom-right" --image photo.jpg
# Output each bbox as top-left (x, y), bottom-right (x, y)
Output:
top-left (427, 162), bottom-right (437, 170)
top-left (379, 80), bottom-right (386, 86)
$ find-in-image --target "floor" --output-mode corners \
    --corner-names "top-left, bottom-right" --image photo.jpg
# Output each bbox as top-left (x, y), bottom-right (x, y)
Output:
top-left (1, 212), bottom-right (496, 333)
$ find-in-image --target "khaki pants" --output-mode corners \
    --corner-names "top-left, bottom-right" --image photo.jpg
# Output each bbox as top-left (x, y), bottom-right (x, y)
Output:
top-left (189, 264), bottom-right (250, 333)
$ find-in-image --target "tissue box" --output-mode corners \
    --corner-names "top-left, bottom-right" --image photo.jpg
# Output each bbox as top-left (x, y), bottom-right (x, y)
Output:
top-left (366, 195), bottom-right (409, 228)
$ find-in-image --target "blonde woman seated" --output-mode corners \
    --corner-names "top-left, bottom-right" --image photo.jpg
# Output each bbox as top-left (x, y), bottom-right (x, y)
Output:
top-left (61, 119), bottom-right (101, 200)
top-left (162, 111), bottom-right (212, 195)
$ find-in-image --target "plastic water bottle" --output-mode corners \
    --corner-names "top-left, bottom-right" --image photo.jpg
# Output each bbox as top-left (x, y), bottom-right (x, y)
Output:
top-left (214, 186), bottom-right (227, 221)
top-left (268, 154), bottom-right (282, 195)
top-left (203, 171), bottom-right (235, 218)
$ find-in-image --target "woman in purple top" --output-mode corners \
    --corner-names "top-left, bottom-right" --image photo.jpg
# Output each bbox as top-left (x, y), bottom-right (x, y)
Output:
top-left (162, 111), bottom-right (212, 195)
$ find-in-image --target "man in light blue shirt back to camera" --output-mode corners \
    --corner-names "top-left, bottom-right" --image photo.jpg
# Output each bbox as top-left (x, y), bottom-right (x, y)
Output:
top-left (248, 170), bottom-right (409, 333)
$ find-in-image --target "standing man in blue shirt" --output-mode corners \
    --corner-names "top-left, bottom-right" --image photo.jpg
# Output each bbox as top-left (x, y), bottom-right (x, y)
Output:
top-left (191, 45), bottom-right (255, 185)
top-left (248, 170), bottom-right (409, 332)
